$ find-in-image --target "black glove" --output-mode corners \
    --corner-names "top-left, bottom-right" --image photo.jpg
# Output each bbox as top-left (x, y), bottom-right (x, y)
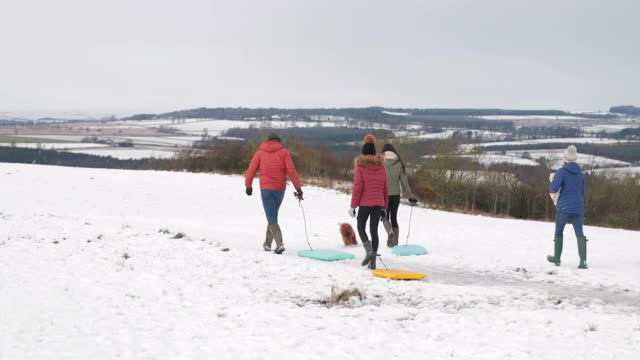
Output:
top-left (380, 208), bottom-right (387, 220)
top-left (409, 198), bottom-right (418, 205)
top-left (294, 188), bottom-right (304, 200)
top-left (246, 187), bottom-right (253, 196)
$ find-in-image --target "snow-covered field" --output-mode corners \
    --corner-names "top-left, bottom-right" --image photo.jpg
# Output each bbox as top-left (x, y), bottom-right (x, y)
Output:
top-left (12, 135), bottom-right (89, 142)
top-left (582, 124), bottom-right (640, 134)
top-left (464, 154), bottom-right (540, 166)
top-left (476, 115), bottom-right (592, 121)
top-left (422, 154), bottom-right (540, 167)
top-left (381, 111), bottom-right (410, 116)
top-left (1, 143), bottom-right (109, 150)
top-left (68, 148), bottom-right (177, 160)
top-left (112, 118), bottom-right (424, 136)
top-left (423, 150), bottom-right (629, 169)
top-left (410, 129), bottom-right (509, 141)
top-left (106, 136), bottom-right (201, 147)
top-left (7, 135), bottom-right (189, 159)
top-left (12, 135), bottom-right (200, 148)
top-left (590, 166), bottom-right (640, 178)
top-left (168, 120), bottom-right (330, 135)
top-left (112, 119), bottom-right (340, 136)
top-left (455, 138), bottom-right (638, 170)
top-left (461, 138), bottom-right (631, 152)
top-left (501, 150), bottom-right (630, 169)
top-left (1, 163), bottom-right (638, 359)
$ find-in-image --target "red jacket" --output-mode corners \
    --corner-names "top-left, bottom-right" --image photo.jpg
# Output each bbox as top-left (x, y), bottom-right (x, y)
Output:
top-left (245, 140), bottom-right (302, 191)
top-left (350, 155), bottom-right (389, 209)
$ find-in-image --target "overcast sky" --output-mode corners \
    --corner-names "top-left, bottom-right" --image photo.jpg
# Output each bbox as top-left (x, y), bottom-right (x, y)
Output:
top-left (1, 0), bottom-right (638, 116)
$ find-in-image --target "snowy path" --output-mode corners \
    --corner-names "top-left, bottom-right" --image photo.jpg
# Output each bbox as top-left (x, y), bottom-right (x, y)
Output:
top-left (1, 163), bottom-right (639, 359)
top-left (409, 263), bottom-right (640, 309)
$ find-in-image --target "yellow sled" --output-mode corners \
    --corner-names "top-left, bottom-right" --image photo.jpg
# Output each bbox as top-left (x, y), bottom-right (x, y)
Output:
top-left (372, 269), bottom-right (425, 280)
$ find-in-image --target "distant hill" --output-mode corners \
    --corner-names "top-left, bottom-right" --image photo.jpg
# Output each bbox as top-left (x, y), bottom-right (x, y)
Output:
top-left (0, 115), bottom-right (33, 124)
top-left (123, 107), bottom-right (400, 122)
top-left (122, 114), bottom-right (157, 121)
top-left (610, 105), bottom-right (640, 116)
top-left (123, 107), bottom-right (614, 122)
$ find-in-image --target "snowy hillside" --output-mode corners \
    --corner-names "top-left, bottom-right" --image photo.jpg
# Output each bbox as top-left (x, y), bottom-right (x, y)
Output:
top-left (1, 164), bottom-right (639, 359)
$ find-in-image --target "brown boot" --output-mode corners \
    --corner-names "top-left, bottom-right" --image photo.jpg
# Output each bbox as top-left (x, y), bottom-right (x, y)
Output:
top-left (269, 224), bottom-right (285, 254)
top-left (382, 220), bottom-right (394, 247)
top-left (391, 227), bottom-right (399, 247)
top-left (263, 226), bottom-right (273, 251)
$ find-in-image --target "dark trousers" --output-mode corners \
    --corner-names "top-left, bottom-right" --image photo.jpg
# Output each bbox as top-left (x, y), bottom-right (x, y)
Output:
top-left (385, 195), bottom-right (401, 228)
top-left (357, 206), bottom-right (382, 253)
top-left (555, 211), bottom-right (585, 238)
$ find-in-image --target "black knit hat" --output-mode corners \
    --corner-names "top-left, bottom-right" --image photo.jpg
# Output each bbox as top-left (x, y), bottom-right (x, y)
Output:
top-left (361, 134), bottom-right (376, 155)
top-left (267, 132), bottom-right (281, 142)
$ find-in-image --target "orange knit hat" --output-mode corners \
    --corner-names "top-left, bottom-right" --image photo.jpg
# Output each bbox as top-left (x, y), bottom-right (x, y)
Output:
top-left (364, 134), bottom-right (376, 144)
top-left (362, 134), bottom-right (376, 155)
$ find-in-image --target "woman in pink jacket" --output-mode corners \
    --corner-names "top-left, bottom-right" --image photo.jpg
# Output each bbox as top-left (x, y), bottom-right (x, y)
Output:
top-left (349, 134), bottom-right (388, 269)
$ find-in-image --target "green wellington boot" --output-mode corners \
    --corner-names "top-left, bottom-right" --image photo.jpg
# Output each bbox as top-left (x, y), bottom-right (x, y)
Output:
top-left (546, 235), bottom-right (563, 266)
top-left (577, 236), bottom-right (588, 269)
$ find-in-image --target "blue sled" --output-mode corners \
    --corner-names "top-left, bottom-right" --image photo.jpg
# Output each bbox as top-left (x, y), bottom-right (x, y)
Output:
top-left (298, 249), bottom-right (355, 261)
top-left (392, 244), bottom-right (428, 256)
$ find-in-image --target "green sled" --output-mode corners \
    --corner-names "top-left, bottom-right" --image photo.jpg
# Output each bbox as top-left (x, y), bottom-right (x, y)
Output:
top-left (298, 249), bottom-right (355, 261)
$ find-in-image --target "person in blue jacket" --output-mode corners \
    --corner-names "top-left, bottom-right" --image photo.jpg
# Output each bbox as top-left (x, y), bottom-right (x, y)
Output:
top-left (547, 145), bottom-right (588, 269)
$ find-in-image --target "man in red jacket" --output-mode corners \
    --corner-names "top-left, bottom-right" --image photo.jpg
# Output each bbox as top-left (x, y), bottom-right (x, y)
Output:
top-left (245, 133), bottom-right (303, 254)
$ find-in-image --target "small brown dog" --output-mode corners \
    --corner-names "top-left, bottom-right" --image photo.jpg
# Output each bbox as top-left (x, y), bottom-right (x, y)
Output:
top-left (340, 223), bottom-right (358, 246)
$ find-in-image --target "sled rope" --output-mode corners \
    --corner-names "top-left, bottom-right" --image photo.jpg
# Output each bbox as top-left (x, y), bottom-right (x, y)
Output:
top-left (405, 205), bottom-right (414, 246)
top-left (298, 199), bottom-right (313, 250)
top-left (376, 254), bottom-right (389, 270)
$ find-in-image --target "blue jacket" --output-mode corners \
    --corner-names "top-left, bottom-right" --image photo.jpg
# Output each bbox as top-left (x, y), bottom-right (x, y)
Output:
top-left (550, 162), bottom-right (585, 214)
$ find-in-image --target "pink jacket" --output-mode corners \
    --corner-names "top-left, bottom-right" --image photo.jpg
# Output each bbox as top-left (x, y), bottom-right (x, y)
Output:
top-left (350, 155), bottom-right (389, 209)
top-left (245, 140), bottom-right (302, 191)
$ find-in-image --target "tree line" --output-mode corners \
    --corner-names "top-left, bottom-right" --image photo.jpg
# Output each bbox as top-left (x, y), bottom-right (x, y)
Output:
top-left (0, 146), bottom-right (173, 170)
top-left (610, 105), bottom-right (640, 116)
